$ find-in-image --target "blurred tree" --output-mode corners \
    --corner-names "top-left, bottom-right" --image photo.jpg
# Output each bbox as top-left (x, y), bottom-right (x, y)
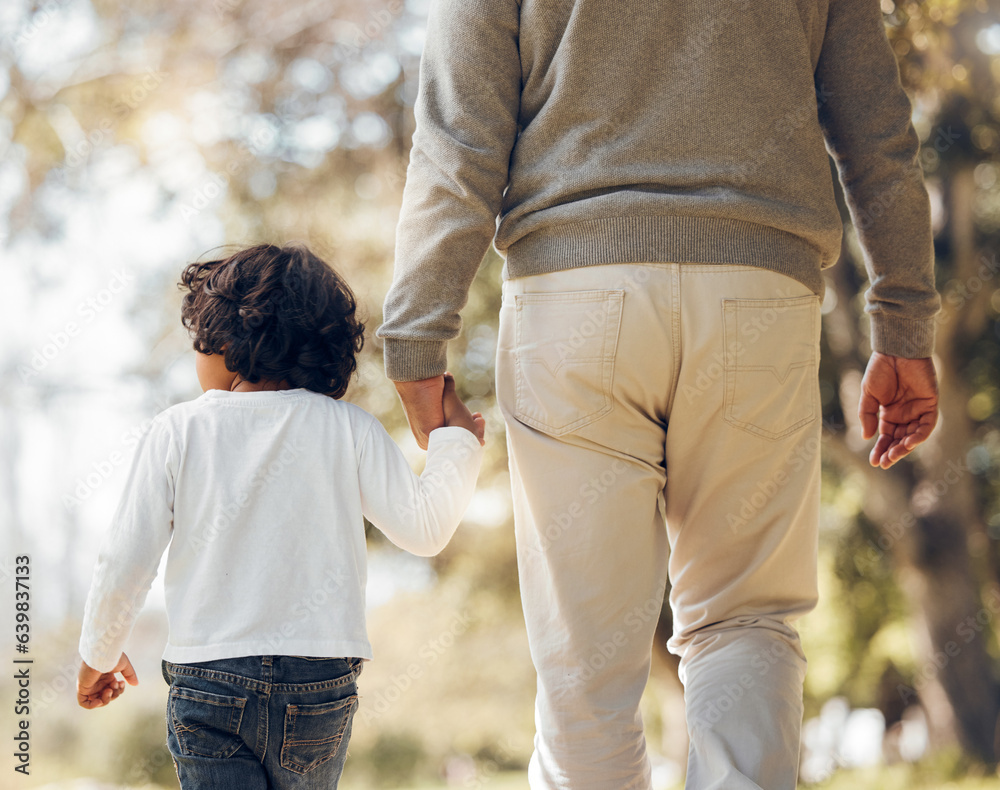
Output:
top-left (817, 0), bottom-right (1000, 765)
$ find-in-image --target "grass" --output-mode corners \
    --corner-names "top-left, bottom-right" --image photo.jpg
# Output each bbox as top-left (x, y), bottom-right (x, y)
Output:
top-left (390, 774), bottom-right (529, 790)
top-left (810, 764), bottom-right (1000, 790)
top-left (32, 765), bottom-right (1000, 789)
top-left (334, 765), bottom-right (1000, 790)
top-left (366, 764), bottom-right (1000, 790)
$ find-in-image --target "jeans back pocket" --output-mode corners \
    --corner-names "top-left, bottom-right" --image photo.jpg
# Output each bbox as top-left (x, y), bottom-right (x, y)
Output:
top-left (280, 694), bottom-right (359, 775)
top-left (722, 295), bottom-right (820, 440)
top-left (168, 687), bottom-right (247, 759)
top-left (513, 290), bottom-right (624, 436)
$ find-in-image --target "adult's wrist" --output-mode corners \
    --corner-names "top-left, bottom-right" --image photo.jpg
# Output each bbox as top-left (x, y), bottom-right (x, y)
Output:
top-left (869, 313), bottom-right (936, 359)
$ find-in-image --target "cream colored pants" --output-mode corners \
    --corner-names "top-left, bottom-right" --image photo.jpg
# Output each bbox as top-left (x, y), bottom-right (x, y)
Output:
top-left (495, 263), bottom-right (822, 790)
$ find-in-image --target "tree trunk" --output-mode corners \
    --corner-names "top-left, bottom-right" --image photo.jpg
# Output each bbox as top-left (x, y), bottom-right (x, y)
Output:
top-left (898, 163), bottom-right (1000, 763)
top-left (824, 161), bottom-right (1000, 764)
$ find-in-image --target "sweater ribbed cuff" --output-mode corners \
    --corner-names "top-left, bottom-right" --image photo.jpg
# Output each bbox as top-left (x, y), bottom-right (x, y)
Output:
top-left (869, 312), bottom-right (936, 358)
top-left (383, 338), bottom-right (450, 382)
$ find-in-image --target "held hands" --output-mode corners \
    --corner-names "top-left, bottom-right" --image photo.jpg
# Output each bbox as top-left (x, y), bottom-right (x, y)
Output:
top-left (393, 373), bottom-right (485, 449)
top-left (442, 372), bottom-right (486, 445)
top-left (393, 375), bottom-right (445, 450)
top-left (859, 352), bottom-right (939, 469)
top-left (77, 653), bottom-right (138, 709)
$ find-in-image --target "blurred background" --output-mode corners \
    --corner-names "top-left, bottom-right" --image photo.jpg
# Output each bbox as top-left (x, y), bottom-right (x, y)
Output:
top-left (1, 0), bottom-right (1000, 787)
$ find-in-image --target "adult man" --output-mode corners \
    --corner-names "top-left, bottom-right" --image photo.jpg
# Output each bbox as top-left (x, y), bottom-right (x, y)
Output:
top-left (377, 0), bottom-right (940, 787)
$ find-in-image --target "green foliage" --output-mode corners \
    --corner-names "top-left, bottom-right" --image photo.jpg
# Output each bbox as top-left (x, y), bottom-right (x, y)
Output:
top-left (344, 730), bottom-right (431, 788)
top-left (110, 710), bottom-right (177, 788)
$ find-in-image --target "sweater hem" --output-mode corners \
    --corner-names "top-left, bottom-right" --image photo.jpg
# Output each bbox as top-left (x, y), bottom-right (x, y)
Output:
top-left (502, 215), bottom-right (828, 297)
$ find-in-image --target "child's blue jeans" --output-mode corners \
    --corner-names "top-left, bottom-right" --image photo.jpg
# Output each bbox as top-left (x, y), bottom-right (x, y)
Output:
top-left (161, 655), bottom-right (363, 789)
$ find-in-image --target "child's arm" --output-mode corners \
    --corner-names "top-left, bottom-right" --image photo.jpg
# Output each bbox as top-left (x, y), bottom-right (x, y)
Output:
top-left (358, 377), bottom-right (485, 556)
top-left (77, 417), bottom-right (176, 701)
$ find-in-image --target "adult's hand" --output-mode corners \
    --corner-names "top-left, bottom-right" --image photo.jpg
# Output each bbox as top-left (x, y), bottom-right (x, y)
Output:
top-left (858, 351), bottom-right (939, 469)
top-left (394, 374), bottom-right (446, 450)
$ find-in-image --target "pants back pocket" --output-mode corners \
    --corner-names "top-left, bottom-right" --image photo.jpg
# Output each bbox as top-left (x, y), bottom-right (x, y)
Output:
top-left (513, 290), bottom-right (624, 436)
top-left (722, 295), bottom-right (820, 440)
top-left (168, 686), bottom-right (247, 759)
top-left (280, 694), bottom-right (359, 775)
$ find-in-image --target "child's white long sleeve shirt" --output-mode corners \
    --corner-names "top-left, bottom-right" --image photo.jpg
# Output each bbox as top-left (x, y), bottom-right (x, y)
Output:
top-left (78, 387), bottom-right (484, 672)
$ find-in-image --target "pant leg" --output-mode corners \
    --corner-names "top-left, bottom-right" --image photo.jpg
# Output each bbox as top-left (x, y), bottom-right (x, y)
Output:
top-left (264, 656), bottom-right (362, 790)
top-left (496, 263), bottom-right (678, 790)
top-left (663, 265), bottom-right (822, 790)
top-left (162, 658), bottom-right (270, 790)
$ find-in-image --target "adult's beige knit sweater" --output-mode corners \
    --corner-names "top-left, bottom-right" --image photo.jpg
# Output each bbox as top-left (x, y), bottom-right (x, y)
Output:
top-left (377, 0), bottom-right (942, 381)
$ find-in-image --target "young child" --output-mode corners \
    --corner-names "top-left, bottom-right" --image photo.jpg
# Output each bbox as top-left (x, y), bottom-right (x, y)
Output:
top-left (76, 243), bottom-right (485, 788)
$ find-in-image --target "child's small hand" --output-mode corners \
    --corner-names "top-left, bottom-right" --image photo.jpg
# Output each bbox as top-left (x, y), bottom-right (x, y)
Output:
top-left (442, 373), bottom-right (486, 446)
top-left (77, 653), bottom-right (138, 709)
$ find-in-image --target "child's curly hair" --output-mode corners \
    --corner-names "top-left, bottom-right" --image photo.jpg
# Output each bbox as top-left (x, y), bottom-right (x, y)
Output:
top-left (179, 244), bottom-right (365, 398)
